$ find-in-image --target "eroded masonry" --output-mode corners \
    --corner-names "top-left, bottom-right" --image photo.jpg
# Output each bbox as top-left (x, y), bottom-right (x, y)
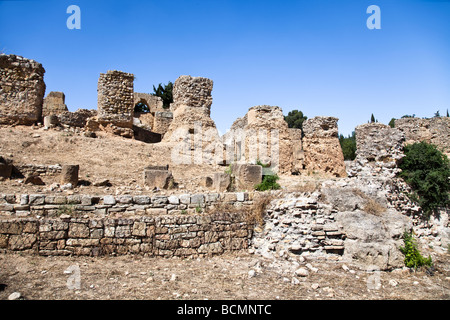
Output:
top-left (1, 53), bottom-right (449, 266)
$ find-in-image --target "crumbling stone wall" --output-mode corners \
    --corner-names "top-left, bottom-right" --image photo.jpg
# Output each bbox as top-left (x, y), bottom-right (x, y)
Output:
top-left (42, 91), bottom-right (68, 118)
top-left (0, 54), bottom-right (46, 125)
top-left (394, 117), bottom-right (450, 156)
top-left (97, 70), bottom-right (134, 128)
top-left (152, 111), bottom-right (173, 136)
top-left (58, 109), bottom-right (97, 128)
top-left (302, 117), bottom-right (346, 177)
top-left (224, 108), bottom-right (346, 176)
top-left (355, 123), bottom-right (405, 164)
top-left (225, 105), bottom-right (295, 174)
top-left (163, 75), bottom-right (221, 164)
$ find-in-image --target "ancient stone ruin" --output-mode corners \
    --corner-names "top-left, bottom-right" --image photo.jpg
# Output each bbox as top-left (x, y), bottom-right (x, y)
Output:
top-left (0, 53), bottom-right (448, 273)
top-left (224, 106), bottom-right (346, 177)
top-left (0, 54), bottom-right (46, 125)
top-left (42, 91), bottom-right (68, 118)
top-left (163, 75), bottom-right (222, 165)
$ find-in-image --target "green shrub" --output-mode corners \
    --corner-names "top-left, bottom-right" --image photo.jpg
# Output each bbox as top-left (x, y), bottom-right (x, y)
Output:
top-left (399, 231), bottom-right (432, 269)
top-left (398, 141), bottom-right (450, 217)
top-left (255, 161), bottom-right (281, 191)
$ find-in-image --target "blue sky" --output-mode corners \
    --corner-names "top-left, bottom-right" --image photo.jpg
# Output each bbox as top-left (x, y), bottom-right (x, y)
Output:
top-left (1, 0), bottom-right (449, 136)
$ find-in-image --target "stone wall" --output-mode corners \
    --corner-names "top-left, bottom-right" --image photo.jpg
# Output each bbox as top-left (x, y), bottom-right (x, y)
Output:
top-left (0, 213), bottom-right (250, 257)
top-left (13, 164), bottom-right (62, 178)
top-left (152, 111), bottom-right (173, 136)
top-left (394, 117), bottom-right (450, 156)
top-left (97, 70), bottom-right (134, 128)
top-left (0, 54), bottom-right (46, 125)
top-left (252, 193), bottom-right (346, 258)
top-left (224, 110), bottom-right (346, 177)
top-left (42, 91), bottom-right (68, 118)
top-left (58, 109), bottom-right (97, 128)
top-left (163, 75), bottom-right (221, 165)
top-left (355, 123), bottom-right (405, 164)
top-left (0, 192), bottom-right (255, 217)
top-left (302, 117), bottom-right (346, 177)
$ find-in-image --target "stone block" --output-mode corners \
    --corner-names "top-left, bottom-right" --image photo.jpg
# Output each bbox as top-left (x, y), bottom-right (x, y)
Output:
top-left (179, 194), bottom-right (191, 205)
top-left (143, 169), bottom-right (174, 189)
top-left (213, 173), bottom-right (230, 192)
top-left (0, 163), bottom-right (12, 179)
top-left (68, 223), bottom-right (89, 238)
top-left (29, 194), bottom-right (45, 205)
top-left (168, 195), bottom-right (180, 205)
top-left (231, 164), bottom-right (262, 190)
top-left (133, 195), bottom-right (151, 205)
top-left (8, 234), bottom-right (36, 250)
top-left (60, 165), bottom-right (79, 187)
top-left (103, 195), bottom-right (116, 205)
top-left (190, 194), bottom-right (204, 206)
top-left (43, 115), bottom-right (59, 128)
top-left (132, 221), bottom-right (146, 237)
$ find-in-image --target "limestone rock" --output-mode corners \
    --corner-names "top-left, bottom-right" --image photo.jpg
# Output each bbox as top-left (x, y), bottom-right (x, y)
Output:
top-left (335, 209), bottom-right (412, 270)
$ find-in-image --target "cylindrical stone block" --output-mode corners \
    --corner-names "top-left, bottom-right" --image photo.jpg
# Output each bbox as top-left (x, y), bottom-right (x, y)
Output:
top-left (60, 165), bottom-right (79, 187)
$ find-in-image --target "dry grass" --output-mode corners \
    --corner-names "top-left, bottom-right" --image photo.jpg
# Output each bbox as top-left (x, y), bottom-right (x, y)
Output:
top-left (352, 188), bottom-right (387, 216)
top-left (205, 193), bottom-right (274, 228)
top-left (246, 193), bottom-right (274, 227)
top-left (363, 198), bottom-right (387, 216)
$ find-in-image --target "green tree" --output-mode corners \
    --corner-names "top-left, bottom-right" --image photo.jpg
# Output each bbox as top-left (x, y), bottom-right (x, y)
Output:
top-left (398, 141), bottom-right (450, 217)
top-left (134, 102), bottom-right (150, 113)
top-left (370, 114), bottom-right (376, 123)
top-left (446, 109), bottom-right (449, 117)
top-left (152, 81), bottom-right (173, 109)
top-left (339, 132), bottom-right (356, 160)
top-left (284, 110), bottom-right (307, 130)
top-left (388, 118), bottom-right (396, 128)
top-left (434, 110), bottom-right (440, 118)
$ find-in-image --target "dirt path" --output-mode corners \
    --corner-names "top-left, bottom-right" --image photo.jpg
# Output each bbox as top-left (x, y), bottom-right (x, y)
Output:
top-left (1, 251), bottom-right (449, 300)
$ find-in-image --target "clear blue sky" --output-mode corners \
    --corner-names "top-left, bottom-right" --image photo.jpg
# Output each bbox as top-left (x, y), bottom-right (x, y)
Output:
top-left (1, 0), bottom-right (449, 136)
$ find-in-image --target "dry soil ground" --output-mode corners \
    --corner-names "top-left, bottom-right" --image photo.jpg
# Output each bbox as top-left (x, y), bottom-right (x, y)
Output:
top-left (0, 251), bottom-right (449, 300)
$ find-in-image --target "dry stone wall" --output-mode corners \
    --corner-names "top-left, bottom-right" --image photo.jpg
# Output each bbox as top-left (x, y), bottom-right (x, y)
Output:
top-left (0, 192), bottom-right (255, 218)
top-left (0, 213), bottom-right (250, 257)
top-left (0, 54), bottom-right (46, 125)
